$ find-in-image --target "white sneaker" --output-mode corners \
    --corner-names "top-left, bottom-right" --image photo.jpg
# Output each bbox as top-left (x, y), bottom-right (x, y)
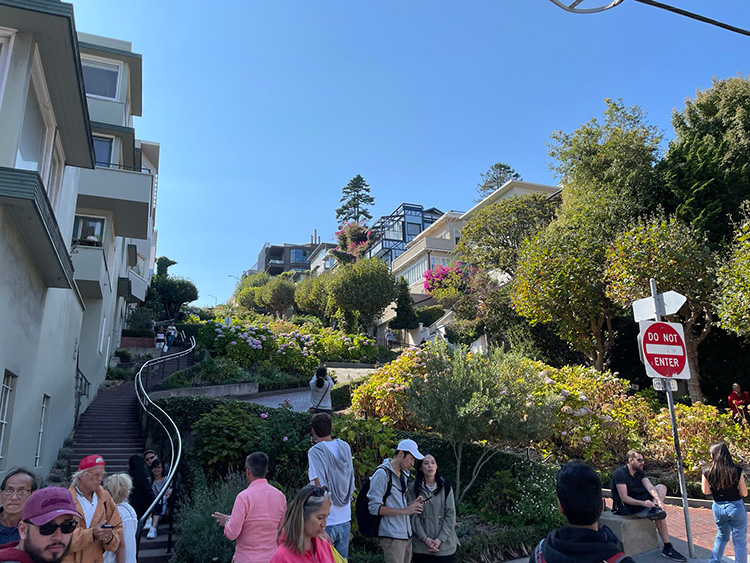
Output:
top-left (147, 527), bottom-right (157, 539)
top-left (144, 517), bottom-right (152, 529)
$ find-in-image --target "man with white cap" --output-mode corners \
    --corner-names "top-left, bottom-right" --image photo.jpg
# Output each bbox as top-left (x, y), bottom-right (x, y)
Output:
top-left (63, 455), bottom-right (122, 563)
top-left (367, 439), bottom-right (427, 563)
top-left (0, 487), bottom-right (80, 563)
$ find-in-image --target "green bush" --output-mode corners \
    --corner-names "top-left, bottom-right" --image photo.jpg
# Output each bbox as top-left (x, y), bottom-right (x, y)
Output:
top-left (290, 314), bottom-right (324, 328)
top-left (192, 403), bottom-right (260, 477)
top-left (444, 318), bottom-right (483, 345)
top-left (126, 306), bottom-right (157, 330)
top-left (155, 357), bottom-right (254, 390)
top-left (331, 375), bottom-right (371, 411)
top-left (114, 349), bottom-right (133, 362)
top-left (415, 305), bottom-right (445, 327)
top-left (172, 471), bottom-right (246, 563)
top-left (174, 323), bottom-right (201, 340)
top-left (455, 521), bottom-right (549, 562)
top-left (106, 366), bottom-right (134, 381)
top-left (122, 328), bottom-right (155, 338)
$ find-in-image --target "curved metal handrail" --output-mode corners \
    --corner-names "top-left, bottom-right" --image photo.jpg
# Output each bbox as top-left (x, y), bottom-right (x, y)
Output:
top-left (134, 337), bottom-right (196, 535)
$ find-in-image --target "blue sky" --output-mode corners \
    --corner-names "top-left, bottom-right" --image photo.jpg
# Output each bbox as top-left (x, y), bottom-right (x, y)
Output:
top-left (70, 1), bottom-right (750, 306)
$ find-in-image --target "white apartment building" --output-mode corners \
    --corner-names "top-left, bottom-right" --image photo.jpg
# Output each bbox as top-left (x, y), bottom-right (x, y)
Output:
top-left (0, 0), bottom-right (158, 479)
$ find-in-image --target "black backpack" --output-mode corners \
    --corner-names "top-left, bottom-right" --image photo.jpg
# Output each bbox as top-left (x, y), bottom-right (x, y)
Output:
top-left (355, 467), bottom-right (405, 537)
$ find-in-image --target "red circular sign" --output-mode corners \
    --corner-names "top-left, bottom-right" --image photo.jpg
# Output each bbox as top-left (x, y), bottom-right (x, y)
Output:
top-left (642, 322), bottom-right (686, 377)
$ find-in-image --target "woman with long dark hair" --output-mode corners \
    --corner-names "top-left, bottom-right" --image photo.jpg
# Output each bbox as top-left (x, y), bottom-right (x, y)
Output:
top-left (701, 442), bottom-right (747, 563)
top-left (308, 366), bottom-right (333, 415)
top-left (408, 452), bottom-right (458, 562)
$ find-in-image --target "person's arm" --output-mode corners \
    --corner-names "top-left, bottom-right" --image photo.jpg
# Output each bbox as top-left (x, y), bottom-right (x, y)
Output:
top-left (223, 493), bottom-right (249, 541)
top-left (739, 474), bottom-right (748, 497)
top-left (368, 469), bottom-right (422, 516)
top-left (114, 540), bottom-right (126, 563)
top-left (701, 474), bottom-right (712, 496)
top-left (437, 487), bottom-right (457, 545)
top-left (615, 483), bottom-right (655, 508)
top-left (407, 485), bottom-right (427, 542)
top-left (640, 477), bottom-right (662, 507)
top-left (101, 497), bottom-right (123, 553)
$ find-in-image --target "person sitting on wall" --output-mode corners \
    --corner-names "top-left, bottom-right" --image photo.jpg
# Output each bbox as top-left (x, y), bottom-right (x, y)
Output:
top-left (728, 383), bottom-right (750, 426)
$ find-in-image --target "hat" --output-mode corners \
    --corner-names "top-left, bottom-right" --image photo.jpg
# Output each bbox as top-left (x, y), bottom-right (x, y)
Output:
top-left (22, 488), bottom-right (81, 525)
top-left (396, 439), bottom-right (424, 460)
top-left (78, 455), bottom-right (105, 471)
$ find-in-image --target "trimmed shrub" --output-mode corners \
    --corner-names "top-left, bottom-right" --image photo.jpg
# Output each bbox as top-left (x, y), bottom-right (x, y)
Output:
top-left (122, 328), bottom-right (155, 338)
top-left (155, 357), bottom-right (255, 390)
top-left (415, 304), bottom-right (445, 327)
top-left (114, 349), bottom-right (133, 362)
top-left (330, 375), bottom-right (371, 411)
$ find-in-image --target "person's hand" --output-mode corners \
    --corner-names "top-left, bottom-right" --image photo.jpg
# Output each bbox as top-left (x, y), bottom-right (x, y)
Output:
top-left (423, 537), bottom-right (436, 550)
top-left (430, 538), bottom-right (442, 552)
top-left (211, 512), bottom-right (229, 527)
top-left (643, 500), bottom-right (655, 508)
top-left (93, 523), bottom-right (114, 543)
top-left (405, 496), bottom-right (425, 515)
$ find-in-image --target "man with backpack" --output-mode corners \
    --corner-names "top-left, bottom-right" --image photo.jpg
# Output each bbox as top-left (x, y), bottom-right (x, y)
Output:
top-left (365, 439), bottom-right (427, 563)
top-left (531, 461), bottom-right (636, 563)
top-left (308, 413), bottom-right (355, 560)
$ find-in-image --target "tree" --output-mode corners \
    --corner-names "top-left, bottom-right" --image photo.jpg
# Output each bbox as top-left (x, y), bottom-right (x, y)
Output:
top-left (151, 256), bottom-right (198, 320)
top-left (660, 76), bottom-right (750, 245)
top-left (256, 277), bottom-right (296, 314)
top-left (456, 193), bottom-right (556, 276)
top-left (475, 163), bottom-right (521, 202)
top-left (408, 343), bottom-right (558, 503)
top-left (330, 222), bottom-right (372, 264)
top-left (605, 217), bottom-right (717, 403)
top-left (335, 174), bottom-right (374, 224)
top-left (295, 274), bottom-right (330, 319)
top-left (389, 277), bottom-right (419, 331)
top-left (237, 286), bottom-right (260, 311)
top-left (716, 204), bottom-right (750, 337)
top-left (327, 258), bottom-right (395, 333)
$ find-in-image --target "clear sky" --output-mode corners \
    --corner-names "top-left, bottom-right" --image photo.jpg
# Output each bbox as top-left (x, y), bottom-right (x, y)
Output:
top-left (70, 1), bottom-right (749, 306)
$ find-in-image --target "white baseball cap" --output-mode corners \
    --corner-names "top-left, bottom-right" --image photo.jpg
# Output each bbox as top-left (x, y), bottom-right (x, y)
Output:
top-left (396, 439), bottom-right (424, 460)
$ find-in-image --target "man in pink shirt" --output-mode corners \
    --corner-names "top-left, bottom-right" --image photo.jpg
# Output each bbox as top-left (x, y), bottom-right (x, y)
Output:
top-left (212, 452), bottom-right (287, 563)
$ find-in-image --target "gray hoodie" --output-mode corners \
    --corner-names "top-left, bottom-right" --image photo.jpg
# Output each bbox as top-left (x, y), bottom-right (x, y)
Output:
top-left (307, 439), bottom-right (355, 507)
top-left (367, 458), bottom-right (411, 539)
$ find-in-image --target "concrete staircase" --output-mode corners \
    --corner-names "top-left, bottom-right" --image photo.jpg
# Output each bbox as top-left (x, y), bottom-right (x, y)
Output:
top-left (69, 345), bottom-right (194, 563)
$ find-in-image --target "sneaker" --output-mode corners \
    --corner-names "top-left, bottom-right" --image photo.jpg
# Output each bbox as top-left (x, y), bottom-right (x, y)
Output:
top-left (147, 527), bottom-right (158, 539)
top-left (661, 546), bottom-right (686, 562)
top-left (144, 517), bottom-right (152, 529)
top-left (647, 507), bottom-right (667, 520)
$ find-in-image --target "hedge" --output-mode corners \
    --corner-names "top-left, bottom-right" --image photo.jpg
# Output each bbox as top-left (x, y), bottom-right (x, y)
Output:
top-left (122, 328), bottom-right (155, 338)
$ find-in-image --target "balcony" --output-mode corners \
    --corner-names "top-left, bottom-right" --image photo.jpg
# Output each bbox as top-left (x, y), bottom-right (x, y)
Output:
top-left (71, 245), bottom-right (109, 299)
top-left (392, 236), bottom-right (457, 274)
top-left (116, 269), bottom-right (147, 303)
top-left (0, 167), bottom-right (75, 288)
top-left (76, 166), bottom-right (153, 239)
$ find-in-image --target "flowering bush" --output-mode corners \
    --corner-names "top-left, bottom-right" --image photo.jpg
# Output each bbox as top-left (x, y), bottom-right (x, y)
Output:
top-left (351, 348), bottom-right (431, 428)
top-left (423, 263), bottom-right (469, 308)
top-left (331, 222), bottom-right (372, 264)
top-left (311, 328), bottom-right (378, 362)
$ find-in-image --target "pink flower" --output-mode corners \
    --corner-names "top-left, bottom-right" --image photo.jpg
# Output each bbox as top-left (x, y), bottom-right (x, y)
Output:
top-left (260, 413), bottom-right (268, 419)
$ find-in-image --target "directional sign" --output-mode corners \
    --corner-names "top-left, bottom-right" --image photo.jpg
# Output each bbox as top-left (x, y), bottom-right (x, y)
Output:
top-left (639, 321), bottom-right (691, 379)
top-left (632, 291), bottom-right (687, 322)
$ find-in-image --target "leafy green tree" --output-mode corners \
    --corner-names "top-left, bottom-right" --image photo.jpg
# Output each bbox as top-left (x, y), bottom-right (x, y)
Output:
top-left (327, 258), bottom-right (395, 333)
top-left (335, 174), bottom-right (374, 225)
top-left (408, 343), bottom-right (558, 503)
top-left (717, 205), bottom-right (750, 337)
top-left (294, 274), bottom-right (330, 319)
top-left (605, 217), bottom-right (717, 403)
top-left (475, 162), bottom-right (521, 202)
top-left (151, 256), bottom-right (198, 320)
top-left (389, 277), bottom-right (419, 331)
top-left (256, 277), bottom-right (296, 314)
top-left (456, 193), bottom-right (556, 276)
top-left (661, 76), bottom-right (750, 244)
top-left (331, 222), bottom-right (371, 264)
top-left (237, 286), bottom-right (260, 311)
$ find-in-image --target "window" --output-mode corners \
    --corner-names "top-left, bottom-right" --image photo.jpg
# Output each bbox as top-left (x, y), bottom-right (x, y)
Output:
top-left (402, 260), bottom-right (428, 287)
top-left (406, 222), bottom-right (422, 239)
top-left (16, 82), bottom-right (45, 172)
top-left (290, 249), bottom-right (310, 263)
top-left (93, 136), bottom-right (113, 166)
top-left (430, 257), bottom-right (451, 269)
top-left (384, 219), bottom-right (403, 241)
top-left (34, 395), bottom-right (49, 468)
top-left (0, 29), bottom-right (15, 110)
top-left (0, 372), bottom-right (17, 464)
top-left (99, 316), bottom-right (107, 354)
top-left (46, 135), bottom-right (65, 210)
top-left (72, 215), bottom-right (105, 247)
top-left (81, 59), bottom-right (120, 100)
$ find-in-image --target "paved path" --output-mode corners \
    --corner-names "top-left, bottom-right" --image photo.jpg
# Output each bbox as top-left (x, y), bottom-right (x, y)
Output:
top-left (246, 366), bottom-right (376, 412)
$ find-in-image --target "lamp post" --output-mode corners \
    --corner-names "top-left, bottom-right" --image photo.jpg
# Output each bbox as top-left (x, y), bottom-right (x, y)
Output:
top-left (228, 274), bottom-right (240, 283)
top-left (206, 294), bottom-right (218, 307)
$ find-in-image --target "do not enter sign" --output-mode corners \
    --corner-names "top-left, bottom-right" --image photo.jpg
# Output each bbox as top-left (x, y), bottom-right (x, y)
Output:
top-left (638, 321), bottom-right (691, 379)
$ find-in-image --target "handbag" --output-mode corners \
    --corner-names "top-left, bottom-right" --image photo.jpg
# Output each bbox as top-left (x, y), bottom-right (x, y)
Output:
top-left (332, 546), bottom-right (347, 563)
top-left (308, 379), bottom-right (332, 414)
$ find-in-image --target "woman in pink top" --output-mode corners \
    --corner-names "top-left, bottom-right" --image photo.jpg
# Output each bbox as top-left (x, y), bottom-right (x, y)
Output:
top-left (271, 485), bottom-right (336, 563)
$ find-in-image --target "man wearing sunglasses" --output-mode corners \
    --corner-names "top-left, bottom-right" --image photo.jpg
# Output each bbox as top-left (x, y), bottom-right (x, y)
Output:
top-left (611, 450), bottom-right (686, 562)
top-left (0, 487), bottom-right (80, 563)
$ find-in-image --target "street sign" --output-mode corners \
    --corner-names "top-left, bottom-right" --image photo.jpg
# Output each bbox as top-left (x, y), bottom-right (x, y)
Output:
top-left (639, 321), bottom-right (690, 379)
top-left (653, 378), bottom-right (678, 392)
top-left (632, 291), bottom-right (687, 321)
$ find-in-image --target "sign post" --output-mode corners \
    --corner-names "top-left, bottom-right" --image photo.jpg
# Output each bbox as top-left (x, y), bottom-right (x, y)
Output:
top-left (640, 279), bottom-right (694, 558)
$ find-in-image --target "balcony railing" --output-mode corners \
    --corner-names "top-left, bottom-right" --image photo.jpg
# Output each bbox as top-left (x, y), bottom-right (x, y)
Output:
top-left (95, 161), bottom-right (151, 173)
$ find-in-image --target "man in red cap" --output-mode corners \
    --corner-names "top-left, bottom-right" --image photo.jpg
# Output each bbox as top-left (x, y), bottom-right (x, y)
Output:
top-left (0, 487), bottom-right (80, 563)
top-left (62, 455), bottom-right (122, 563)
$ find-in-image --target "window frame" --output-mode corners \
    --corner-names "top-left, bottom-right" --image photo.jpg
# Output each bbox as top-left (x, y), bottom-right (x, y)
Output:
top-left (80, 56), bottom-right (122, 102)
top-left (92, 135), bottom-right (114, 167)
top-left (0, 372), bottom-right (17, 465)
top-left (72, 215), bottom-right (106, 248)
top-left (0, 27), bottom-right (15, 111)
top-left (34, 395), bottom-right (50, 468)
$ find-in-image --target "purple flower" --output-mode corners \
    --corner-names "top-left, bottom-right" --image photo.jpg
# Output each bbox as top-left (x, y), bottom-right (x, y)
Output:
top-left (283, 436), bottom-right (288, 442)
top-left (260, 413), bottom-right (268, 419)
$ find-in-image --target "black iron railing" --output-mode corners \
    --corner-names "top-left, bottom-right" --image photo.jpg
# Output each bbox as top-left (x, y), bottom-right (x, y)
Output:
top-left (74, 367), bottom-right (91, 428)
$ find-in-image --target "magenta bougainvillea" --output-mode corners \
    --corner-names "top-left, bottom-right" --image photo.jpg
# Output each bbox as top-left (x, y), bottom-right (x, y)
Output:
top-left (423, 263), bottom-right (466, 293)
top-left (331, 222), bottom-right (372, 263)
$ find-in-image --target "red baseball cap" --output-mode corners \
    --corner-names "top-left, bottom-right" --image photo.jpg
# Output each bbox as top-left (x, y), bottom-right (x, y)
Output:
top-left (78, 455), bottom-right (105, 471)
top-left (22, 488), bottom-right (81, 525)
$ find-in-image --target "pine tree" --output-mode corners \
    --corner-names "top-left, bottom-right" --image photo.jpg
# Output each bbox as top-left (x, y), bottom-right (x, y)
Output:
top-left (475, 163), bottom-right (521, 202)
top-left (335, 174), bottom-right (374, 224)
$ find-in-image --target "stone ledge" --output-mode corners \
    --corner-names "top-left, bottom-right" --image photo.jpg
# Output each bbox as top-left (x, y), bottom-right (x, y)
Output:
top-left (600, 509), bottom-right (660, 556)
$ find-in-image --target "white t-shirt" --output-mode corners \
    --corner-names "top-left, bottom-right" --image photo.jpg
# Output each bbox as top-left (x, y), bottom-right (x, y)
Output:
top-left (103, 503), bottom-right (137, 563)
top-left (308, 440), bottom-right (351, 526)
top-left (75, 489), bottom-right (98, 528)
top-left (309, 376), bottom-right (333, 411)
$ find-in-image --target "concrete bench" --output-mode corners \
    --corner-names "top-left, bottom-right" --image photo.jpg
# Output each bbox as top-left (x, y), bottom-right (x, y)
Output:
top-left (600, 509), bottom-right (660, 556)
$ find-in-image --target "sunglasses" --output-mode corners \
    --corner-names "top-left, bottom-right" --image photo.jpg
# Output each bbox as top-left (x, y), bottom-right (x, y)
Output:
top-left (304, 486), bottom-right (327, 502)
top-left (33, 520), bottom-right (78, 535)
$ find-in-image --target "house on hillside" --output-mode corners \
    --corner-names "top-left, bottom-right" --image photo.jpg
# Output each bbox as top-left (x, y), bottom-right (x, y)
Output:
top-left (0, 1), bottom-right (159, 479)
top-left (366, 203), bottom-right (444, 268)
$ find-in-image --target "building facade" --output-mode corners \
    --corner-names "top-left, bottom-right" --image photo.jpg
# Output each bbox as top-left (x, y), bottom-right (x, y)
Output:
top-left (0, 1), bottom-right (158, 479)
top-left (366, 203), bottom-right (443, 267)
